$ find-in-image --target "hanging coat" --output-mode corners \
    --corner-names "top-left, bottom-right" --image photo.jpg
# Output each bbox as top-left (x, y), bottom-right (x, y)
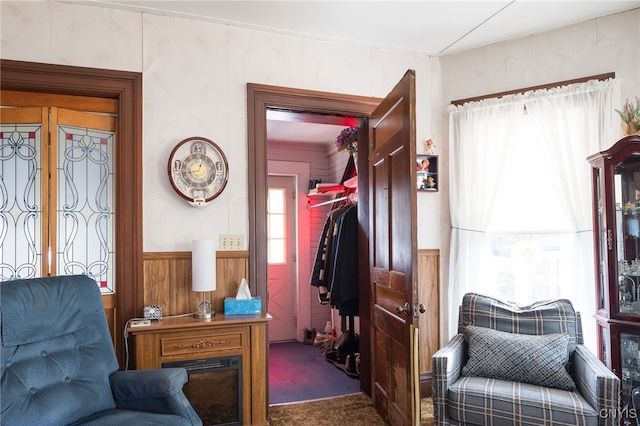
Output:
top-left (329, 204), bottom-right (359, 316)
top-left (309, 205), bottom-right (350, 290)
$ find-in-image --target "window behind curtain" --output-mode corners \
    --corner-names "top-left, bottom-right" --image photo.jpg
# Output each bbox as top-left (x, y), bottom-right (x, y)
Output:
top-left (483, 111), bottom-right (576, 303)
top-left (448, 79), bottom-right (620, 351)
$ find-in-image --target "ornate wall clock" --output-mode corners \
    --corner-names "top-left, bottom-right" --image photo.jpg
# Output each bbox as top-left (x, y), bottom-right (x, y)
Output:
top-left (167, 136), bottom-right (229, 207)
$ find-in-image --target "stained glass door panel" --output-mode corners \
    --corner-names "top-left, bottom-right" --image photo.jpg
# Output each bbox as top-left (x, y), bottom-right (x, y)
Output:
top-left (0, 107), bottom-right (116, 294)
top-left (0, 107), bottom-right (47, 280)
top-left (54, 108), bottom-right (116, 293)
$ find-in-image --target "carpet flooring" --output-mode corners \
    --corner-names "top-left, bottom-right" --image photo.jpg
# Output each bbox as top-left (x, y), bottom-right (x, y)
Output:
top-left (269, 392), bottom-right (435, 426)
top-left (268, 341), bottom-right (435, 424)
top-left (269, 341), bottom-right (360, 404)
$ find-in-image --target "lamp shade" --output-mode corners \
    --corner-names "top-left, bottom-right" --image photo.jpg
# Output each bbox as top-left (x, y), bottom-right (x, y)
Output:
top-left (192, 239), bottom-right (216, 292)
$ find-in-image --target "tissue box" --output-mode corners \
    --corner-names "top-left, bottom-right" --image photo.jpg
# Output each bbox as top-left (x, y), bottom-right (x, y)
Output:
top-left (224, 297), bottom-right (262, 315)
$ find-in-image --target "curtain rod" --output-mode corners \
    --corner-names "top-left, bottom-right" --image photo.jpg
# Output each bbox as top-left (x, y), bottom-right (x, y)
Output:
top-left (450, 72), bottom-right (615, 106)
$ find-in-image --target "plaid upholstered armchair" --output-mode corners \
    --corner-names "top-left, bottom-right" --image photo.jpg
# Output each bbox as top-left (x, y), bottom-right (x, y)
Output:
top-left (432, 293), bottom-right (620, 426)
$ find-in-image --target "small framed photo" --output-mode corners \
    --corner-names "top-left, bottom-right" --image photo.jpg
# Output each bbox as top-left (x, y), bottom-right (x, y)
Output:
top-left (416, 155), bottom-right (438, 191)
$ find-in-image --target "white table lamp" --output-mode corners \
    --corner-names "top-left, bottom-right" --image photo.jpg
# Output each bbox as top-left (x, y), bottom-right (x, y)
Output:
top-left (192, 239), bottom-right (216, 319)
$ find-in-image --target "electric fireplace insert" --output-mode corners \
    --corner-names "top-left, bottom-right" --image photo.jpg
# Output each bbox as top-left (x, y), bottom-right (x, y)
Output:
top-left (164, 355), bottom-right (242, 426)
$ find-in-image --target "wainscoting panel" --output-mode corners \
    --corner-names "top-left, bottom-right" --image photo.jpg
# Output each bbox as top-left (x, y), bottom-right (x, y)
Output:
top-left (102, 293), bottom-right (116, 351)
top-left (418, 248), bottom-right (440, 397)
top-left (143, 251), bottom-right (251, 317)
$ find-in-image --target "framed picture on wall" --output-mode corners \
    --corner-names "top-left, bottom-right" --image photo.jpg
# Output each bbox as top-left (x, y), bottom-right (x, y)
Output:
top-left (416, 155), bottom-right (438, 191)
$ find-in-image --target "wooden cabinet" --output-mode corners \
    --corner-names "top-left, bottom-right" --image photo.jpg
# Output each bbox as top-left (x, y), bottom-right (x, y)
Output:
top-left (128, 314), bottom-right (270, 426)
top-left (588, 135), bottom-right (640, 410)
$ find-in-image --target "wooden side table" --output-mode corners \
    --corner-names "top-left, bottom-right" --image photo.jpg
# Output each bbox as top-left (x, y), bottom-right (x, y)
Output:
top-left (127, 314), bottom-right (271, 426)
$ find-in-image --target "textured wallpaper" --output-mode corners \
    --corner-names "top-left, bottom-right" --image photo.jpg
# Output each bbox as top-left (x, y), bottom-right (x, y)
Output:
top-left (1, 2), bottom-right (638, 256)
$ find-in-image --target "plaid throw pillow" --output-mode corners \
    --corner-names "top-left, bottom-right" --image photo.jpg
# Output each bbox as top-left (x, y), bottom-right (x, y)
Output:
top-left (462, 325), bottom-right (576, 391)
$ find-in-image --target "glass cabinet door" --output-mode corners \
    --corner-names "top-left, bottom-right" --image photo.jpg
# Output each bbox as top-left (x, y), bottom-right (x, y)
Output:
top-left (616, 158), bottom-right (640, 316)
top-left (620, 331), bottom-right (640, 416)
top-left (593, 165), bottom-right (607, 312)
top-left (590, 136), bottom-right (640, 420)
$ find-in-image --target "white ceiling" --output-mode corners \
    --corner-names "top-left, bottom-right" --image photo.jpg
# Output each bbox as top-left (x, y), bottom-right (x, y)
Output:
top-left (69, 1), bottom-right (639, 56)
top-left (65, 0), bottom-right (640, 143)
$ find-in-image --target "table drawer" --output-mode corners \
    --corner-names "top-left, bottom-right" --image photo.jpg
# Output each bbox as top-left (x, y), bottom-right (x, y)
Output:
top-left (161, 331), bottom-right (243, 357)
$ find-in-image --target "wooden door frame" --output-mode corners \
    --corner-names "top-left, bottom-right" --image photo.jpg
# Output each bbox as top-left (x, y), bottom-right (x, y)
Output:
top-left (1, 59), bottom-right (143, 367)
top-left (247, 83), bottom-right (380, 393)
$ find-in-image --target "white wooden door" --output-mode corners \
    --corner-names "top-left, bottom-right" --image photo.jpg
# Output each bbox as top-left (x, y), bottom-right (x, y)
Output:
top-left (267, 175), bottom-right (298, 342)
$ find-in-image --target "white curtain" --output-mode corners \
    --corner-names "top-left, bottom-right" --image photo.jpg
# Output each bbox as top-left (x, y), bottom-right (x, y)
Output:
top-left (448, 78), bottom-right (620, 352)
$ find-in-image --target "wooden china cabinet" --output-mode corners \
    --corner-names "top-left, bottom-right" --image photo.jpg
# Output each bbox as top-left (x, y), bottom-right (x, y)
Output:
top-left (589, 135), bottom-right (640, 412)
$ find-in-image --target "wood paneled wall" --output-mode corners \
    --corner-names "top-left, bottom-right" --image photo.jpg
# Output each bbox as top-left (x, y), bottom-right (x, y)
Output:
top-left (102, 294), bottom-right (117, 351)
top-left (142, 251), bottom-right (251, 317)
top-left (418, 248), bottom-right (440, 397)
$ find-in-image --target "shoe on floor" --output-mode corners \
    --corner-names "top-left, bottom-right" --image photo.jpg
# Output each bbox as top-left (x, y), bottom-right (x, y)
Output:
top-left (303, 328), bottom-right (316, 345)
top-left (326, 350), bottom-right (346, 365)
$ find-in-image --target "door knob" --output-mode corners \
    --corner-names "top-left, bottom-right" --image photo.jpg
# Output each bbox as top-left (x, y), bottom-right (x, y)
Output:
top-left (396, 302), bottom-right (411, 315)
top-left (396, 302), bottom-right (426, 316)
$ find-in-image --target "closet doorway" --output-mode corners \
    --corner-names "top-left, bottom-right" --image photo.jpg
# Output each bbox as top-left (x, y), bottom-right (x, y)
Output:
top-left (250, 72), bottom-right (420, 422)
top-left (266, 107), bottom-right (364, 342)
top-left (266, 109), bottom-right (364, 405)
top-left (247, 82), bottom-right (381, 396)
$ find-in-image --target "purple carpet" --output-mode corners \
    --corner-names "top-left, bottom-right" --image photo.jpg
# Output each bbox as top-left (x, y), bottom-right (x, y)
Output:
top-left (269, 341), bottom-right (360, 404)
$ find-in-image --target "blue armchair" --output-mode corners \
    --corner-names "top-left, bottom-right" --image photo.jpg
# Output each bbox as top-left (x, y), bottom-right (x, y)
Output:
top-left (432, 293), bottom-right (620, 426)
top-left (1, 275), bottom-right (202, 426)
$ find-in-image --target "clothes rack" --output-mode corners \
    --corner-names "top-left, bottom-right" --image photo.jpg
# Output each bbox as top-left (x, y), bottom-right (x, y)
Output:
top-left (308, 154), bottom-right (360, 377)
top-left (308, 192), bottom-right (357, 209)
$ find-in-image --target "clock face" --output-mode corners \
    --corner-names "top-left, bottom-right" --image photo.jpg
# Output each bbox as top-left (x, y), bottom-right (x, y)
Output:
top-left (167, 137), bottom-right (229, 207)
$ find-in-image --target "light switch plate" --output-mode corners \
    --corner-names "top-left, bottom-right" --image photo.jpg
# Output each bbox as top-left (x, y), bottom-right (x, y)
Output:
top-left (219, 234), bottom-right (244, 251)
